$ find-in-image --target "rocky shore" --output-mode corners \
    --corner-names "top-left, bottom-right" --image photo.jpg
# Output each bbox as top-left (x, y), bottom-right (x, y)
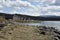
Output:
top-left (37, 26), bottom-right (60, 40)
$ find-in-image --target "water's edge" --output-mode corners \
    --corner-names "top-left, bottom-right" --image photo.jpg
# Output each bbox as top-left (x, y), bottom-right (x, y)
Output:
top-left (12, 21), bottom-right (60, 30)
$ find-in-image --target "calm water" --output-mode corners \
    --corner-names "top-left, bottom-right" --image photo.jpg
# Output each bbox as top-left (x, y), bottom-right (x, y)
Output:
top-left (40, 21), bottom-right (60, 30)
top-left (19, 21), bottom-right (60, 30)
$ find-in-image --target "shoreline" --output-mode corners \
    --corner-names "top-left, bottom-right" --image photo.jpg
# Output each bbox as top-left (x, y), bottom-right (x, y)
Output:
top-left (0, 17), bottom-right (60, 40)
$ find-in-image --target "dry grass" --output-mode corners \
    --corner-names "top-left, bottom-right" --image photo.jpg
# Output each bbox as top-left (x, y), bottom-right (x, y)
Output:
top-left (0, 16), bottom-right (5, 23)
top-left (0, 23), bottom-right (55, 40)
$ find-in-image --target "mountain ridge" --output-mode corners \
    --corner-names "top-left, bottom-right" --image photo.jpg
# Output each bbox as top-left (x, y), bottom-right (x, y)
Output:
top-left (0, 13), bottom-right (60, 21)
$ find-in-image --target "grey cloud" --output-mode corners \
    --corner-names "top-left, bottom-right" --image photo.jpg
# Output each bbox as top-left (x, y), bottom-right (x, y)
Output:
top-left (52, 0), bottom-right (60, 6)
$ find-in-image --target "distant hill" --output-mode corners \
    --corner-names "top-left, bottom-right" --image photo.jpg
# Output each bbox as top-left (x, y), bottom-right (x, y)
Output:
top-left (37, 15), bottom-right (60, 21)
top-left (0, 13), bottom-right (38, 20)
top-left (0, 13), bottom-right (60, 21)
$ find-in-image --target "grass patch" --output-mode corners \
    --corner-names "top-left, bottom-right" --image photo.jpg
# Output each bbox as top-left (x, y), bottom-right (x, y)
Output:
top-left (0, 24), bottom-right (56, 40)
top-left (0, 16), bottom-right (5, 23)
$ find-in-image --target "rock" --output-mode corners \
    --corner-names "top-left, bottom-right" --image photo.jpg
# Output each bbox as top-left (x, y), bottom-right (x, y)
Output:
top-left (54, 31), bottom-right (60, 35)
top-left (55, 35), bottom-right (60, 39)
top-left (54, 37), bottom-right (59, 40)
top-left (0, 23), bottom-right (5, 30)
top-left (40, 31), bottom-right (46, 35)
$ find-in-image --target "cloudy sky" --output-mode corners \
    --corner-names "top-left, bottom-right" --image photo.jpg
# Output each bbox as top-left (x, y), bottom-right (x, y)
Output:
top-left (0, 0), bottom-right (60, 16)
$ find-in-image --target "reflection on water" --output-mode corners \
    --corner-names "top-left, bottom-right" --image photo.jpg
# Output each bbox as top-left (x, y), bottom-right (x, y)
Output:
top-left (40, 21), bottom-right (60, 27)
top-left (19, 21), bottom-right (60, 30)
top-left (40, 21), bottom-right (60, 30)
